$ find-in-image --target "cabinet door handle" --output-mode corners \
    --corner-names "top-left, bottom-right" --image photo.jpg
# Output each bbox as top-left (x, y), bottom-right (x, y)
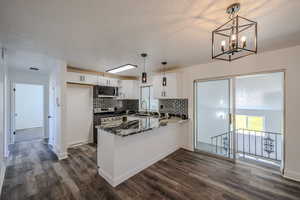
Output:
top-left (80, 75), bottom-right (85, 82)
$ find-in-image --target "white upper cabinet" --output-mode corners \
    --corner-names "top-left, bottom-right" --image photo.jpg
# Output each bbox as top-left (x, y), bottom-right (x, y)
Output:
top-left (66, 71), bottom-right (121, 87)
top-left (153, 72), bottom-right (184, 99)
top-left (98, 76), bottom-right (120, 87)
top-left (119, 80), bottom-right (139, 99)
top-left (66, 72), bottom-right (98, 85)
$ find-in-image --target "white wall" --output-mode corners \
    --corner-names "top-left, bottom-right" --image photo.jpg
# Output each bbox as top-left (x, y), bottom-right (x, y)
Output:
top-left (7, 68), bottom-right (49, 142)
top-left (66, 84), bottom-right (93, 147)
top-left (15, 83), bottom-right (44, 130)
top-left (179, 45), bottom-right (300, 181)
top-left (48, 60), bottom-right (68, 160)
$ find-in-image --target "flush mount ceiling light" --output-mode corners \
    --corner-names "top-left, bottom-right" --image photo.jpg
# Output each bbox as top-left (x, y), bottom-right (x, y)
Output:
top-left (141, 53), bottom-right (148, 83)
top-left (106, 64), bottom-right (137, 74)
top-left (161, 61), bottom-right (167, 87)
top-left (212, 3), bottom-right (257, 61)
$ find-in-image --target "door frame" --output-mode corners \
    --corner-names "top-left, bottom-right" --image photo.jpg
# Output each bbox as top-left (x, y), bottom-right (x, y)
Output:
top-left (193, 77), bottom-right (235, 162)
top-left (10, 81), bottom-right (46, 143)
top-left (193, 69), bottom-right (286, 173)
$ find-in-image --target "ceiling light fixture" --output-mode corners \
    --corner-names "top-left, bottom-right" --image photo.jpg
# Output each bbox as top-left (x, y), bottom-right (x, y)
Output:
top-left (161, 61), bottom-right (167, 87)
top-left (212, 3), bottom-right (257, 61)
top-left (141, 53), bottom-right (148, 83)
top-left (106, 64), bottom-right (137, 74)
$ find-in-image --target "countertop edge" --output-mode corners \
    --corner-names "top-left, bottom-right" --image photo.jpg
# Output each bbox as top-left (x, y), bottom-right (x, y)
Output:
top-left (96, 118), bottom-right (189, 137)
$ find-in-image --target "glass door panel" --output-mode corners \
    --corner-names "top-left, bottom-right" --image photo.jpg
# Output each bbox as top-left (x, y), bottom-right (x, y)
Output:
top-left (195, 79), bottom-right (233, 159)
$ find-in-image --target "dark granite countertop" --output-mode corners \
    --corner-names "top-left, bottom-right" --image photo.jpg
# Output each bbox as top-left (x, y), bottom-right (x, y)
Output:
top-left (95, 116), bottom-right (188, 137)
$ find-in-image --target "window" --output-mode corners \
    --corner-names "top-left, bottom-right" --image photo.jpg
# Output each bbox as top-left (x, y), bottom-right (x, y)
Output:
top-left (140, 85), bottom-right (158, 112)
top-left (235, 115), bottom-right (264, 131)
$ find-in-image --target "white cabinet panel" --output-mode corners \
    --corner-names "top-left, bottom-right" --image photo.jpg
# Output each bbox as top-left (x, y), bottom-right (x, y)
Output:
top-left (67, 72), bottom-right (121, 87)
top-left (66, 72), bottom-right (99, 85)
top-left (119, 80), bottom-right (139, 99)
top-left (153, 72), bottom-right (180, 98)
top-left (98, 77), bottom-right (120, 87)
top-left (86, 74), bottom-right (99, 85)
top-left (153, 75), bottom-right (162, 99)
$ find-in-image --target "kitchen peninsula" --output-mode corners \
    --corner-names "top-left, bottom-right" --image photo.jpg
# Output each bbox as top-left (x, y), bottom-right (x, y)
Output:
top-left (96, 116), bottom-right (188, 187)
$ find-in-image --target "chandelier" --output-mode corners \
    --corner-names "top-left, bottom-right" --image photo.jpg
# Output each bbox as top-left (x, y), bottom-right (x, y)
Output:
top-left (212, 3), bottom-right (257, 61)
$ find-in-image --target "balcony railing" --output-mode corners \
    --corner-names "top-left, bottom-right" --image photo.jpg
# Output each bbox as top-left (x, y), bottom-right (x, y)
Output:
top-left (211, 129), bottom-right (282, 162)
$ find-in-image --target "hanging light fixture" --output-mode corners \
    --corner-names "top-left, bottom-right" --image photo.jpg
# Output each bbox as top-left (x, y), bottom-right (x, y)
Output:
top-left (212, 3), bottom-right (257, 61)
top-left (161, 61), bottom-right (167, 86)
top-left (141, 53), bottom-right (147, 83)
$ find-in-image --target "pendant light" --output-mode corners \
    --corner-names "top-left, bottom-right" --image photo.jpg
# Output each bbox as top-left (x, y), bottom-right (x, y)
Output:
top-left (141, 53), bottom-right (147, 83)
top-left (161, 61), bottom-right (167, 86)
top-left (212, 3), bottom-right (257, 61)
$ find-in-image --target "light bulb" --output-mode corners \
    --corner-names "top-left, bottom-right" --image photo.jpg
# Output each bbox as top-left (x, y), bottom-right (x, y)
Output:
top-left (241, 36), bottom-right (246, 42)
top-left (221, 40), bottom-right (226, 52)
top-left (221, 40), bottom-right (226, 46)
top-left (241, 36), bottom-right (247, 48)
top-left (231, 34), bottom-right (236, 41)
top-left (231, 34), bottom-right (237, 49)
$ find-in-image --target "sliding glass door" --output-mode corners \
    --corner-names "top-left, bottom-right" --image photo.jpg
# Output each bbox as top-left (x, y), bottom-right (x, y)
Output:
top-left (194, 79), bottom-right (233, 159)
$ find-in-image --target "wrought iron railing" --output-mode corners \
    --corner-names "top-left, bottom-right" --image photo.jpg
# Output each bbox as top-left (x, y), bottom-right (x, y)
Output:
top-left (210, 129), bottom-right (282, 162)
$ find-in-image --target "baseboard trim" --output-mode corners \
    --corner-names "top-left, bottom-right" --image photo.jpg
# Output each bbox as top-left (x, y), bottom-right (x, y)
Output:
top-left (284, 169), bottom-right (300, 182)
top-left (48, 144), bottom-right (68, 160)
top-left (99, 145), bottom-right (180, 187)
top-left (98, 168), bottom-right (116, 187)
top-left (0, 160), bottom-right (6, 196)
top-left (181, 145), bottom-right (194, 152)
top-left (67, 139), bottom-right (93, 148)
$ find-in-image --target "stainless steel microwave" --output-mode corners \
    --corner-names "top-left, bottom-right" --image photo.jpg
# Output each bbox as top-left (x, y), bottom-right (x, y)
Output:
top-left (94, 86), bottom-right (119, 98)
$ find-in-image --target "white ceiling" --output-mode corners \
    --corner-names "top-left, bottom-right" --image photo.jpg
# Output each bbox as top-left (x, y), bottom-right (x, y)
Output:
top-left (1, 0), bottom-right (300, 75)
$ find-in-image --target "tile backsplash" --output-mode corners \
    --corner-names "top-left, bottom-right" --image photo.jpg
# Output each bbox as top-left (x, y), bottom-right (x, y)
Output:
top-left (94, 97), bottom-right (188, 116)
top-left (93, 98), bottom-right (139, 112)
top-left (159, 99), bottom-right (188, 116)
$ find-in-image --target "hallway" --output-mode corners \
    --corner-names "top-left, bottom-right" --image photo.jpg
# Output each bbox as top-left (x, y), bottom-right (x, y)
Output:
top-left (1, 140), bottom-right (300, 200)
top-left (14, 127), bottom-right (44, 143)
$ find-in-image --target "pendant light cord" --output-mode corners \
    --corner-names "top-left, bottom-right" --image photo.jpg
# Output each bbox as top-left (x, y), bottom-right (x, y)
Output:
top-left (143, 57), bottom-right (146, 72)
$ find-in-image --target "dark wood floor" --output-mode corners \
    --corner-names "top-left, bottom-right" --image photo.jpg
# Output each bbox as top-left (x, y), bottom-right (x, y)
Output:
top-left (1, 140), bottom-right (300, 200)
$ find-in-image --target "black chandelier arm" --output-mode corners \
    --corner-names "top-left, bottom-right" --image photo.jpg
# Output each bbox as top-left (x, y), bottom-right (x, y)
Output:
top-left (214, 17), bottom-right (235, 32)
top-left (212, 47), bottom-right (257, 60)
top-left (238, 16), bottom-right (257, 24)
top-left (230, 52), bottom-right (256, 61)
top-left (214, 57), bottom-right (230, 61)
top-left (214, 22), bottom-right (255, 33)
top-left (238, 23), bottom-right (255, 34)
top-left (212, 49), bottom-right (234, 59)
top-left (214, 31), bottom-right (231, 38)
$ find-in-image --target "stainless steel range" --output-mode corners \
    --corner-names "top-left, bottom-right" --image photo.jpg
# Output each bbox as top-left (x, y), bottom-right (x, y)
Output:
top-left (94, 107), bottom-right (115, 114)
top-left (93, 109), bottom-right (125, 143)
